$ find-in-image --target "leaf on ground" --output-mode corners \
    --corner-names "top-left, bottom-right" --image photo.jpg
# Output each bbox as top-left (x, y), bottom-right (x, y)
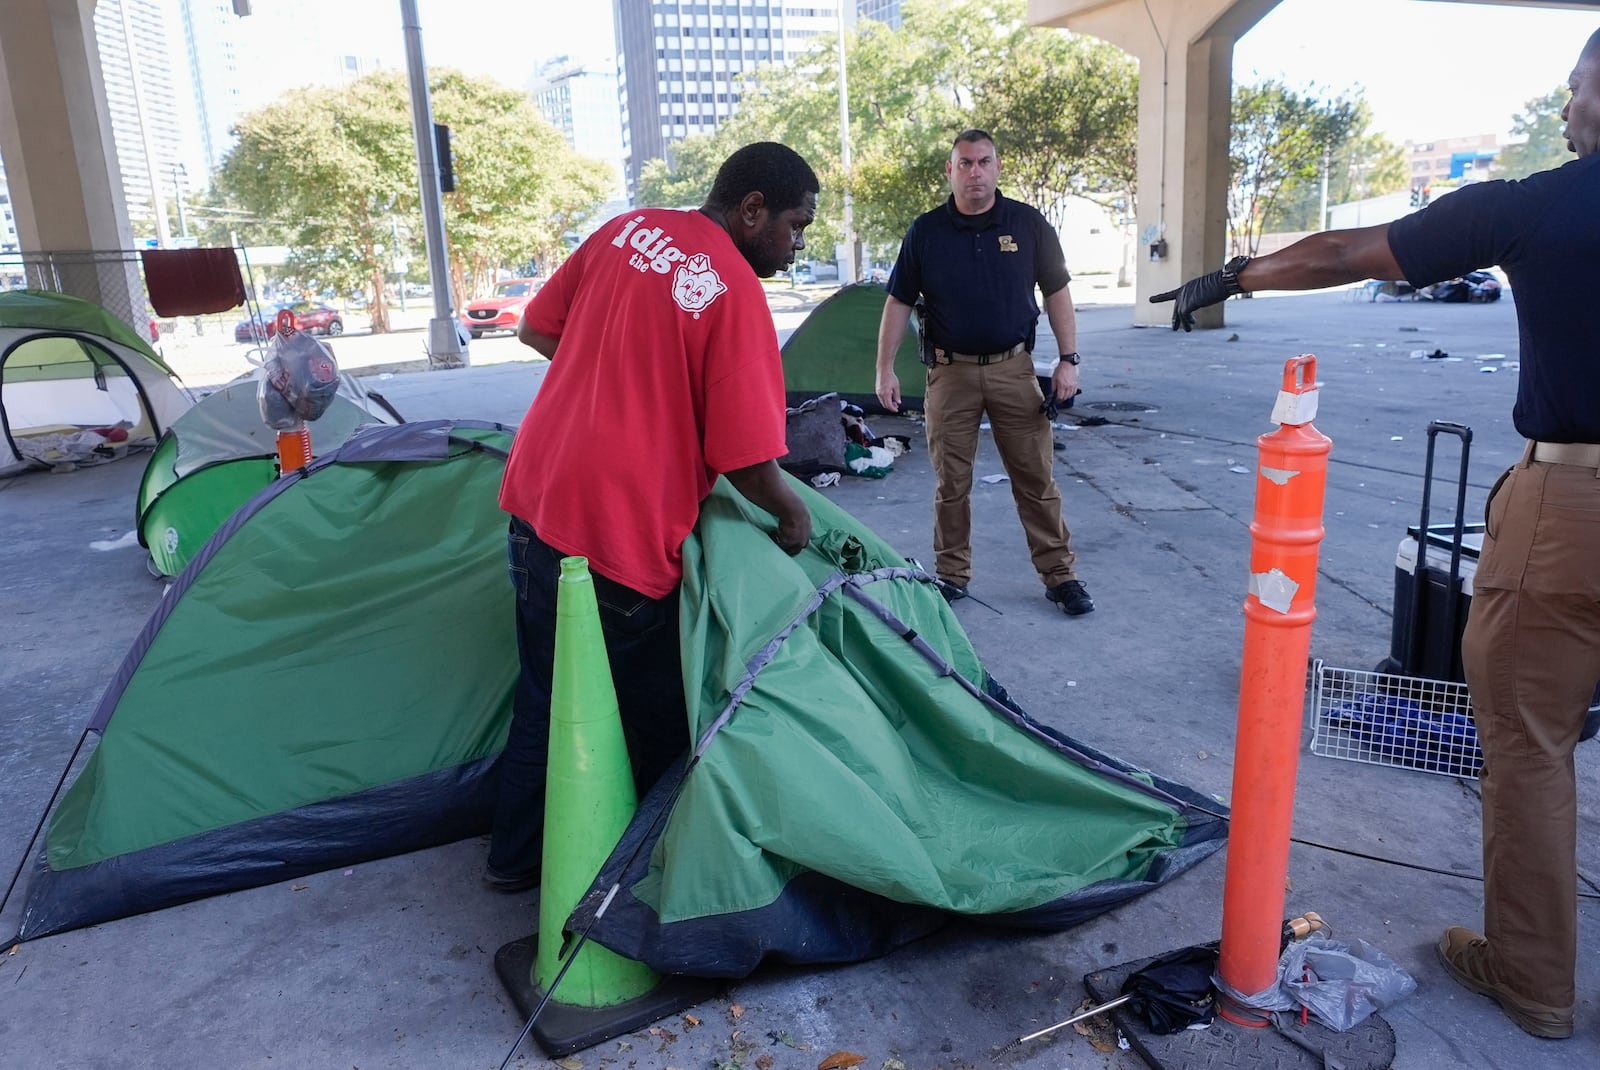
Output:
top-left (818, 1053), bottom-right (866, 1070)
top-left (290, 884), bottom-right (309, 892)
top-left (881, 1060), bottom-right (908, 1070)
top-left (730, 1003), bottom-right (744, 1019)
top-left (649, 1027), bottom-right (678, 1043)
top-left (555, 1059), bottom-right (583, 1070)
top-left (755, 1056), bottom-right (775, 1070)
top-left (1070, 998), bottom-right (1120, 1053)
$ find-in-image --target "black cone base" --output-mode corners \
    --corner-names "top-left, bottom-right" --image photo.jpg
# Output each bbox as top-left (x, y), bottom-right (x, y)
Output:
top-left (494, 932), bottom-right (721, 1058)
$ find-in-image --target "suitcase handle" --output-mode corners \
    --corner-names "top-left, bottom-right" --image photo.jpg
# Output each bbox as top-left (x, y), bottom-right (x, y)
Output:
top-left (1407, 421), bottom-right (1473, 674)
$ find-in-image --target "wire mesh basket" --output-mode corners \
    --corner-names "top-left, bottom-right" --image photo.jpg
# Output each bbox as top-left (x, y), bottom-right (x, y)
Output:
top-left (1308, 659), bottom-right (1482, 779)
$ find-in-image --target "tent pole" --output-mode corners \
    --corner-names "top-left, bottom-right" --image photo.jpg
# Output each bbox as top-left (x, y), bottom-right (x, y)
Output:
top-left (0, 728), bottom-right (93, 941)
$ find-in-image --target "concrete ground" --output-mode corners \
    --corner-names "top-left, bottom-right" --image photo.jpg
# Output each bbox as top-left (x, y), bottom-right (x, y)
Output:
top-left (2, 288), bottom-right (1595, 1069)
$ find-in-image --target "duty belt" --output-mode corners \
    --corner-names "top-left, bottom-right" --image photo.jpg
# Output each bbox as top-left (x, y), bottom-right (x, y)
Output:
top-left (927, 341), bottom-right (1028, 366)
top-left (1530, 440), bottom-right (1600, 468)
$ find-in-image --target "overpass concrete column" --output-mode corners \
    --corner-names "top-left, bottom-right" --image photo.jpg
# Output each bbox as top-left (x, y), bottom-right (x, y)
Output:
top-left (1030, 0), bottom-right (1281, 326)
top-left (0, 0), bottom-right (143, 321)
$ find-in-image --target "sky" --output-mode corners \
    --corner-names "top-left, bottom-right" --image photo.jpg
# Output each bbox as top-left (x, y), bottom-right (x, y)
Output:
top-left (232, 0), bottom-right (1600, 145)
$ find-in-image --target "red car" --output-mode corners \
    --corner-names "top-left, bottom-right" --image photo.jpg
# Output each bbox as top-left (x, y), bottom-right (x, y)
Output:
top-left (234, 301), bottom-right (344, 344)
top-left (460, 278), bottom-right (542, 338)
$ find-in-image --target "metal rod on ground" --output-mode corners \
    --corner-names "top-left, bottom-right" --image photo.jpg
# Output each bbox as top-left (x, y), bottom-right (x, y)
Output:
top-left (1001, 993), bottom-right (1135, 1053)
top-left (1216, 355), bottom-right (1331, 1025)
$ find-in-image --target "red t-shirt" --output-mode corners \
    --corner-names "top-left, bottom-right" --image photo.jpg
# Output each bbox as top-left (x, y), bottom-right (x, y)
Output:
top-left (499, 208), bottom-right (788, 598)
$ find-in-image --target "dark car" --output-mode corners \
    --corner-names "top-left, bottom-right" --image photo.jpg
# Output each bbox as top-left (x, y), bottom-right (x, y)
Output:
top-left (460, 278), bottom-right (542, 338)
top-left (234, 301), bottom-right (344, 344)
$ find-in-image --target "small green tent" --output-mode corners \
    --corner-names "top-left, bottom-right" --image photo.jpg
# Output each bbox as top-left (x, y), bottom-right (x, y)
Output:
top-left (781, 282), bottom-right (923, 412)
top-left (136, 373), bottom-right (403, 576)
top-left (0, 290), bottom-right (192, 475)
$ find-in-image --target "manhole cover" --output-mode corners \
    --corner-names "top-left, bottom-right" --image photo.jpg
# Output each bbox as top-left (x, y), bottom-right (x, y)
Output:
top-left (1084, 400), bottom-right (1159, 413)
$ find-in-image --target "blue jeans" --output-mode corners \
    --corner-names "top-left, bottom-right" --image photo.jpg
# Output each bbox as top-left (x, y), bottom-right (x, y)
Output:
top-left (488, 517), bottom-right (690, 878)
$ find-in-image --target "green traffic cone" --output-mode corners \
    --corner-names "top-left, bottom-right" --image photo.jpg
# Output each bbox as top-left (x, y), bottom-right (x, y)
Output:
top-left (534, 556), bottom-right (659, 1007)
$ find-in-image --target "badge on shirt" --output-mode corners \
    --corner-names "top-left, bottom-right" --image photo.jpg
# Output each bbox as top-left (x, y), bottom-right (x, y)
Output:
top-left (672, 254), bottom-right (727, 318)
top-left (998, 235), bottom-right (1018, 253)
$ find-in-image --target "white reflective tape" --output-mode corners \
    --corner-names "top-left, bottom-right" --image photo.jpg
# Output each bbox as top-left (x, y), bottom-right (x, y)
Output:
top-left (1248, 568), bottom-right (1300, 614)
top-left (1259, 466), bottom-right (1299, 486)
top-left (1270, 387), bottom-right (1319, 426)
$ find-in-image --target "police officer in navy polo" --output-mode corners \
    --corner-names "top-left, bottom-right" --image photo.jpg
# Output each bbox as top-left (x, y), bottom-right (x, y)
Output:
top-left (875, 128), bottom-right (1094, 617)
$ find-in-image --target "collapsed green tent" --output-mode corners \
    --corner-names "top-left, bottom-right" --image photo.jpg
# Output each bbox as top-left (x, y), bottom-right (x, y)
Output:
top-left (781, 282), bottom-right (924, 412)
top-left (13, 420), bottom-right (1224, 960)
top-left (136, 373), bottom-right (404, 576)
top-left (570, 482), bottom-right (1226, 974)
top-left (0, 290), bottom-right (192, 475)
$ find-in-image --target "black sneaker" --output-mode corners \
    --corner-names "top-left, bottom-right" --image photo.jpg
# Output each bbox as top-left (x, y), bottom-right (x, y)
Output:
top-left (938, 581), bottom-right (969, 604)
top-left (1046, 579), bottom-right (1094, 616)
top-left (482, 865), bottom-right (541, 893)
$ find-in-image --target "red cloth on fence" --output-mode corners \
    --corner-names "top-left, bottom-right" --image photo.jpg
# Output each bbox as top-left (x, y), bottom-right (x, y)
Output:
top-left (140, 248), bottom-right (247, 316)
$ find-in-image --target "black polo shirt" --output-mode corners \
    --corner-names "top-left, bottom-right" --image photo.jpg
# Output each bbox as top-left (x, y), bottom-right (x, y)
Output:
top-left (1388, 153), bottom-right (1600, 443)
top-left (886, 191), bottom-right (1071, 356)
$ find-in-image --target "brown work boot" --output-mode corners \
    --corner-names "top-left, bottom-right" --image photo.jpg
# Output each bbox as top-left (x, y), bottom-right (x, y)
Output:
top-left (1436, 927), bottom-right (1573, 1039)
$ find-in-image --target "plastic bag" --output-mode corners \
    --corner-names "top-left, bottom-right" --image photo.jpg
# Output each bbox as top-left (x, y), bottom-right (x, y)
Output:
top-left (1278, 935), bottom-right (1417, 1031)
top-left (1212, 934), bottom-right (1416, 1031)
top-left (257, 310), bottom-right (340, 430)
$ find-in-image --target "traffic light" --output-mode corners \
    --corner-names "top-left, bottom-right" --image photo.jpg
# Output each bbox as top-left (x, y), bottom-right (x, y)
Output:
top-left (1409, 188), bottom-right (1421, 207)
top-left (434, 123), bottom-right (455, 193)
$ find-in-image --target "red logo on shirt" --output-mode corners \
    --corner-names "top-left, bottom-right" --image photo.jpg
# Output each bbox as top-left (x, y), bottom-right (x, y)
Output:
top-left (671, 254), bottom-right (727, 318)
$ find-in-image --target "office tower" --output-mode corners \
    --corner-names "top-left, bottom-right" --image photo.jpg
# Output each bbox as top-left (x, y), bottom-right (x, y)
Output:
top-left (613, 0), bottom-right (844, 200)
top-left (856, 0), bottom-right (900, 30)
top-left (177, 1), bottom-right (246, 177)
top-left (530, 55), bottom-right (629, 199)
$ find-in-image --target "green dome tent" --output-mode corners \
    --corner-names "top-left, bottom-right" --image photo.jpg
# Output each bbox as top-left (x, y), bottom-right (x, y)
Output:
top-left (781, 282), bottom-right (924, 412)
top-left (136, 373), bottom-right (404, 576)
top-left (0, 290), bottom-right (192, 475)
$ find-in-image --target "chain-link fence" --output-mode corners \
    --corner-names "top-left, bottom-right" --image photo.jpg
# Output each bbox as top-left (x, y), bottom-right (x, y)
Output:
top-left (0, 248), bottom-right (260, 343)
top-left (0, 249), bottom-right (152, 333)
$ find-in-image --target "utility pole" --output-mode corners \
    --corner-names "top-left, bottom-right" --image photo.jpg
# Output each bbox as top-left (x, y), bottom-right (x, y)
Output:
top-left (400, 0), bottom-right (466, 366)
top-left (172, 164), bottom-right (190, 242)
top-left (835, 5), bottom-right (856, 284)
top-left (1318, 147), bottom-right (1330, 232)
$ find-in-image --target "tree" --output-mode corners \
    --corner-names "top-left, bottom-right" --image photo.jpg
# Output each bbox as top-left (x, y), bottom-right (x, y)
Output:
top-left (1228, 80), bottom-right (1360, 257)
top-left (1265, 101), bottom-right (1406, 232)
top-left (430, 70), bottom-right (613, 304)
top-left (218, 69), bottom-right (611, 332)
top-left (1498, 86), bottom-right (1572, 178)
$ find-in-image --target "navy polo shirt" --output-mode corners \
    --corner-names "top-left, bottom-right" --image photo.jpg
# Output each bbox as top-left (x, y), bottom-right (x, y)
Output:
top-left (1388, 154), bottom-right (1600, 443)
top-left (886, 192), bottom-right (1071, 356)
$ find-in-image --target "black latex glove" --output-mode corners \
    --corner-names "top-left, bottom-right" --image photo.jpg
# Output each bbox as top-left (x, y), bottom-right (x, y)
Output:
top-left (1149, 269), bottom-right (1232, 332)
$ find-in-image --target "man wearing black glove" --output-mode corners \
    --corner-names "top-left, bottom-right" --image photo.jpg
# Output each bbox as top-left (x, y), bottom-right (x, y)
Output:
top-left (1149, 256), bottom-right (1251, 332)
top-left (1150, 26), bottom-right (1600, 1043)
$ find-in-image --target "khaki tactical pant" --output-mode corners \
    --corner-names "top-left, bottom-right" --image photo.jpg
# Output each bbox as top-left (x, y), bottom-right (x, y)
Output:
top-left (922, 353), bottom-right (1075, 588)
top-left (1461, 448), bottom-right (1600, 1010)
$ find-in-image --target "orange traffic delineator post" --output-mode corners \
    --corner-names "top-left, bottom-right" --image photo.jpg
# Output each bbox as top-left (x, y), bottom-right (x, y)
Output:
top-left (275, 425), bottom-right (312, 474)
top-left (1217, 355), bottom-right (1332, 1026)
top-left (494, 556), bottom-right (715, 1058)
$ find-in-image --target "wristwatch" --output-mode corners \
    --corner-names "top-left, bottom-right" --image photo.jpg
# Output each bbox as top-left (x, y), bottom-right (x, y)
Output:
top-left (1059, 351), bottom-right (1081, 366)
top-left (1222, 255), bottom-right (1252, 296)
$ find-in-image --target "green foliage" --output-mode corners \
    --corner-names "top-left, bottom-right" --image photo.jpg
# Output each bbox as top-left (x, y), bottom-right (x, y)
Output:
top-left (1498, 86), bottom-right (1573, 178)
top-left (217, 68), bottom-right (610, 331)
top-left (1228, 80), bottom-right (1361, 254)
top-left (631, 0), bottom-right (1137, 259)
top-left (1265, 100), bottom-right (1406, 232)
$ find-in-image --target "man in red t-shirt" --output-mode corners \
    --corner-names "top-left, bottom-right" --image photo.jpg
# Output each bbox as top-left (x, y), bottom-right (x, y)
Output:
top-left (486, 142), bottom-right (819, 891)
